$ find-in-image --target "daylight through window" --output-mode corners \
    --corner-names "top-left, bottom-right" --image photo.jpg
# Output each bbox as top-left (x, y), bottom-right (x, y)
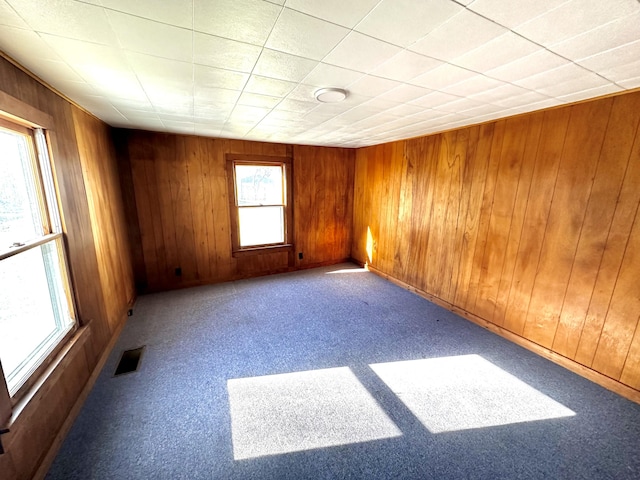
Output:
top-left (0, 118), bottom-right (76, 400)
top-left (227, 155), bottom-right (292, 253)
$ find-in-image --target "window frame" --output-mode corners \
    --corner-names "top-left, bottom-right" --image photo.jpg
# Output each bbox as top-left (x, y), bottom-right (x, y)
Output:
top-left (0, 115), bottom-right (77, 410)
top-left (226, 154), bottom-right (293, 257)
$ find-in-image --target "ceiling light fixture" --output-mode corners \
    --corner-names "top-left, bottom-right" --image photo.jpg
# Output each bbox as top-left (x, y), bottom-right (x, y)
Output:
top-left (314, 87), bottom-right (348, 103)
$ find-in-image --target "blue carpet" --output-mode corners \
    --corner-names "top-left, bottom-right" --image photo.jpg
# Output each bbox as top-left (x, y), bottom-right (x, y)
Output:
top-left (47, 264), bottom-right (640, 479)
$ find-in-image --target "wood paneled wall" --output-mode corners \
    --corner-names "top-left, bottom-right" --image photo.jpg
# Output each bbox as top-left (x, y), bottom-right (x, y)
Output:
top-left (117, 131), bottom-right (354, 292)
top-left (352, 91), bottom-right (640, 398)
top-left (0, 56), bottom-right (135, 479)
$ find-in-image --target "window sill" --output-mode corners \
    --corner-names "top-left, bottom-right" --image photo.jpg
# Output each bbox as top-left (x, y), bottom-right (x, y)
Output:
top-left (232, 244), bottom-right (293, 258)
top-left (8, 323), bottom-right (91, 427)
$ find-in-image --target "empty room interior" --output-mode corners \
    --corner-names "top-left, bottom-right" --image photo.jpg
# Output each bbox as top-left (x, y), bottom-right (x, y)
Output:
top-left (1, 0), bottom-right (640, 478)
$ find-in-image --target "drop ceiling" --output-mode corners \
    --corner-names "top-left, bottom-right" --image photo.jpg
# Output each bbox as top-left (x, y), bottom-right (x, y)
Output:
top-left (0, 0), bottom-right (639, 148)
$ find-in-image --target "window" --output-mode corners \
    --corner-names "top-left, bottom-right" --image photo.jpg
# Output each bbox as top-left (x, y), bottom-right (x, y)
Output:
top-left (227, 154), bottom-right (293, 254)
top-left (0, 117), bottom-right (76, 405)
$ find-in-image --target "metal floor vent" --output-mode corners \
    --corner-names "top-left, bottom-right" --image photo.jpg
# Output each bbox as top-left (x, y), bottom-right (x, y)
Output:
top-left (114, 346), bottom-right (145, 376)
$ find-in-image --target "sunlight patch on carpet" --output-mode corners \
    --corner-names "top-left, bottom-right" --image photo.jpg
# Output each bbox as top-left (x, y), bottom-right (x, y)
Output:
top-left (370, 354), bottom-right (575, 434)
top-left (228, 367), bottom-right (402, 460)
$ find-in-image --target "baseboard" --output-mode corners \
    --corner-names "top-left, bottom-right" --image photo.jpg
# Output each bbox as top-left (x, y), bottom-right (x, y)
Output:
top-left (367, 265), bottom-right (640, 405)
top-left (32, 311), bottom-right (129, 480)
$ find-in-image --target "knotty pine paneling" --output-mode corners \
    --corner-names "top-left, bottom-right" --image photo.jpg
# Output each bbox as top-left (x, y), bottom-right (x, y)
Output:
top-left (0, 56), bottom-right (135, 479)
top-left (118, 131), bottom-right (354, 291)
top-left (352, 90), bottom-right (640, 400)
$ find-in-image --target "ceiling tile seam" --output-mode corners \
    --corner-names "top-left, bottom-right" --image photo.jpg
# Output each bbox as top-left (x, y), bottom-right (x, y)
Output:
top-left (221, 2), bottom-right (289, 139)
top-left (99, 2), bottom-right (164, 128)
top-left (449, 4), bottom-right (621, 93)
top-left (282, 1), bottom-right (383, 31)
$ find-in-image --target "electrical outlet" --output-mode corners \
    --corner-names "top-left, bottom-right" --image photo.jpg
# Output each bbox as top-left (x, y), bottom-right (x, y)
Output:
top-left (298, 252), bottom-right (303, 260)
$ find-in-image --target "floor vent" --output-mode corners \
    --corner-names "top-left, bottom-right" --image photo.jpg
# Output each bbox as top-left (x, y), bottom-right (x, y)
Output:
top-left (114, 346), bottom-right (145, 376)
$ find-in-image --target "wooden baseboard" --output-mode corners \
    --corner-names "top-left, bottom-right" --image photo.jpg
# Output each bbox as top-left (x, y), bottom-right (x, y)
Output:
top-left (367, 265), bottom-right (640, 405)
top-left (32, 313), bottom-right (129, 480)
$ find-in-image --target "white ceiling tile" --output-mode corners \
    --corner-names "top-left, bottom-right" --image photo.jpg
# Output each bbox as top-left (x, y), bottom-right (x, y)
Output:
top-left (108, 97), bottom-right (154, 111)
top-left (229, 104), bottom-right (271, 123)
top-left (107, 11), bottom-right (192, 63)
top-left (409, 90), bottom-right (462, 108)
top-left (194, 64), bottom-right (249, 91)
top-left (323, 31), bottom-right (402, 73)
top-left (618, 76), bottom-right (640, 89)
top-left (514, 63), bottom-right (596, 90)
top-left (468, 84), bottom-right (533, 104)
top-left (194, 86), bottom-right (241, 104)
top-left (285, 83), bottom-right (319, 102)
top-left (253, 48), bottom-right (318, 82)
top-left (453, 32), bottom-right (541, 73)
top-left (372, 50), bottom-right (442, 82)
top-left (194, 33), bottom-right (262, 73)
top-left (266, 8), bottom-right (349, 60)
top-left (557, 84), bottom-right (623, 103)
top-left (346, 75), bottom-right (402, 98)
top-left (302, 63), bottom-right (363, 88)
top-left (275, 98), bottom-right (317, 113)
top-left (27, 59), bottom-right (84, 83)
top-left (578, 40), bottom-right (640, 75)
top-left (8, 0), bottom-right (119, 45)
top-left (194, 125), bottom-right (222, 137)
top-left (468, 0), bottom-right (570, 29)
top-left (599, 59), bottom-right (640, 85)
top-left (549, 12), bottom-right (640, 61)
top-left (194, 0), bottom-right (281, 45)
top-left (440, 75), bottom-right (505, 97)
top-left (127, 52), bottom-right (192, 88)
top-left (378, 84), bottom-right (433, 104)
top-left (355, 0), bottom-right (462, 47)
top-left (238, 92), bottom-right (282, 109)
top-left (538, 74), bottom-right (613, 98)
top-left (410, 63), bottom-right (476, 90)
top-left (0, 1), bottom-right (28, 28)
top-left (284, 0), bottom-right (379, 28)
top-left (243, 76), bottom-right (296, 98)
top-left (490, 90), bottom-right (553, 108)
top-left (385, 103), bottom-right (426, 117)
top-left (100, 0), bottom-right (193, 29)
top-left (409, 9), bottom-right (507, 62)
top-left (42, 36), bottom-right (147, 101)
top-left (194, 103), bottom-right (234, 120)
top-left (514, 0), bottom-right (640, 47)
top-left (486, 50), bottom-right (569, 83)
top-left (435, 97), bottom-right (486, 115)
top-left (0, 25), bottom-right (63, 66)
top-left (54, 80), bottom-right (99, 98)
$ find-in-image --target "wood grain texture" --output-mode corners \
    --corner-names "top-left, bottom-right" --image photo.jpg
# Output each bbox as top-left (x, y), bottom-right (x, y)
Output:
top-left (119, 132), bottom-right (354, 291)
top-left (352, 90), bottom-right (640, 399)
top-left (0, 57), bottom-right (134, 478)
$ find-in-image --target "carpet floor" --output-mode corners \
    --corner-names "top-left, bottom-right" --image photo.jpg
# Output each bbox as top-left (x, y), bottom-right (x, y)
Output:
top-left (47, 263), bottom-right (640, 479)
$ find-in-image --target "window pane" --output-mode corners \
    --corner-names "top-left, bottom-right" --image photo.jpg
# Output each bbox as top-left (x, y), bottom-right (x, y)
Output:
top-left (238, 206), bottom-right (284, 247)
top-left (0, 130), bottom-right (43, 248)
top-left (0, 240), bottom-right (73, 394)
top-left (235, 165), bottom-right (283, 206)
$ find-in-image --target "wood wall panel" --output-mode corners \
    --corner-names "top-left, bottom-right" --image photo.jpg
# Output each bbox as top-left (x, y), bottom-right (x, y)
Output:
top-left (119, 132), bottom-right (354, 291)
top-left (352, 90), bottom-right (640, 399)
top-left (72, 108), bottom-right (135, 334)
top-left (0, 56), bottom-right (134, 478)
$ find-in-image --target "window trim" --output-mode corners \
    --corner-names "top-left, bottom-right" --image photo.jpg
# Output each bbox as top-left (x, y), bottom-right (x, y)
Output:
top-left (0, 112), bottom-right (78, 412)
top-left (226, 154), bottom-right (294, 257)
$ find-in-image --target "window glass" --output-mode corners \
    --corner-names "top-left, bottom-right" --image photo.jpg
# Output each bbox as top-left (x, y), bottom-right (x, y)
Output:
top-left (238, 206), bottom-right (284, 247)
top-left (0, 123), bottom-right (75, 398)
top-left (235, 165), bottom-right (284, 206)
top-left (0, 130), bottom-right (43, 247)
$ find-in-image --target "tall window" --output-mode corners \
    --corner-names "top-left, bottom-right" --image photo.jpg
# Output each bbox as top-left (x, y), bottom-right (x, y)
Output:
top-left (0, 118), bottom-right (76, 404)
top-left (227, 154), bottom-right (292, 254)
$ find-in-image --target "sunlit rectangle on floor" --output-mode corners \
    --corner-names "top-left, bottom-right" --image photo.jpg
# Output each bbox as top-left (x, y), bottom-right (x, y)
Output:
top-left (228, 367), bottom-right (402, 460)
top-left (370, 355), bottom-right (575, 433)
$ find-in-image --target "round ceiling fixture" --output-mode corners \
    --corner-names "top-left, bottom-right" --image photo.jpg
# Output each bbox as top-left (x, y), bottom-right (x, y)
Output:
top-left (314, 87), bottom-right (348, 103)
